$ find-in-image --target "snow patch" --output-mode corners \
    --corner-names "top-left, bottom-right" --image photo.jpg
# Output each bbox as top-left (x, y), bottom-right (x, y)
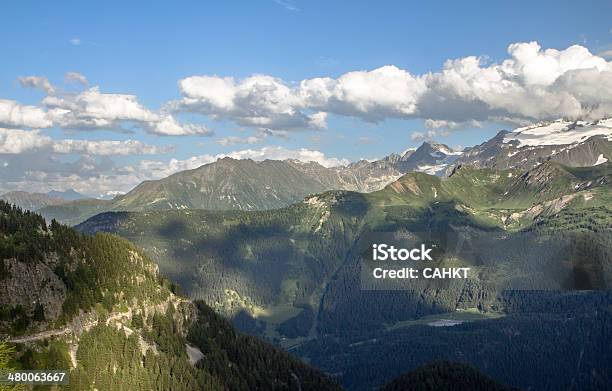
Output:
top-left (416, 164), bottom-right (447, 175)
top-left (594, 154), bottom-right (608, 166)
top-left (503, 119), bottom-right (612, 147)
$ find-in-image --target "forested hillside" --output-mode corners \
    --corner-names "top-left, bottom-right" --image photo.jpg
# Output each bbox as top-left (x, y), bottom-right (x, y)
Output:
top-left (0, 201), bottom-right (339, 390)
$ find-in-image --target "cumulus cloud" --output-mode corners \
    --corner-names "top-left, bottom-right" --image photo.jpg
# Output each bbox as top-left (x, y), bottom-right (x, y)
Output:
top-left (0, 128), bottom-right (52, 154)
top-left (43, 87), bottom-right (158, 124)
top-left (0, 128), bottom-right (168, 155)
top-left (174, 42), bottom-right (612, 128)
top-left (172, 74), bottom-right (329, 130)
top-left (298, 65), bottom-right (426, 121)
top-left (18, 76), bottom-right (56, 94)
top-left (0, 99), bottom-right (53, 129)
top-left (424, 119), bottom-right (482, 130)
top-left (146, 115), bottom-right (212, 136)
top-left (5, 83), bottom-right (212, 136)
top-left (5, 75), bottom-right (212, 136)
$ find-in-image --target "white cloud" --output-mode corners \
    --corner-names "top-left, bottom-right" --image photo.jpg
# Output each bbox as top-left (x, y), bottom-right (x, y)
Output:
top-left (33, 86), bottom-right (212, 136)
top-left (0, 128), bottom-right (168, 155)
top-left (298, 65), bottom-right (426, 121)
top-left (173, 74), bottom-right (328, 130)
top-left (5, 77), bottom-right (211, 136)
top-left (18, 76), bottom-right (56, 94)
top-left (0, 99), bottom-right (53, 129)
top-left (0, 128), bottom-right (51, 154)
top-left (70, 37), bottom-right (81, 46)
top-left (43, 87), bottom-right (158, 123)
top-left (417, 42), bottom-right (612, 122)
top-left (147, 115), bottom-right (212, 136)
top-left (65, 71), bottom-right (88, 85)
top-left (174, 42), bottom-right (612, 127)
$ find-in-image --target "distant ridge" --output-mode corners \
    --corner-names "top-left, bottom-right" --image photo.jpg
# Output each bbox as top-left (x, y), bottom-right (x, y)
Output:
top-left (23, 119), bottom-right (612, 226)
top-left (0, 191), bottom-right (66, 211)
top-left (46, 189), bottom-right (87, 201)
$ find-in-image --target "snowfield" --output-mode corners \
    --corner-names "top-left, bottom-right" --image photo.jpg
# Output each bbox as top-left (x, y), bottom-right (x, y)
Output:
top-left (503, 118), bottom-right (612, 147)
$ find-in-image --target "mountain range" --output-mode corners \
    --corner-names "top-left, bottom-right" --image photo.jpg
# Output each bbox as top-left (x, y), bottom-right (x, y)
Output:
top-left (0, 189), bottom-right (87, 211)
top-left (6, 118), bottom-right (610, 227)
top-left (33, 142), bottom-right (459, 224)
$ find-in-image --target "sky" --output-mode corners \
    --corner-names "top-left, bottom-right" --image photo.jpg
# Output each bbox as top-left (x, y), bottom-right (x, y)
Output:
top-left (1, 0), bottom-right (612, 197)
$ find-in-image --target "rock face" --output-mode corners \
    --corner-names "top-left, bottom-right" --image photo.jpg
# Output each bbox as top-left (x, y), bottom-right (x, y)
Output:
top-left (0, 258), bottom-right (67, 322)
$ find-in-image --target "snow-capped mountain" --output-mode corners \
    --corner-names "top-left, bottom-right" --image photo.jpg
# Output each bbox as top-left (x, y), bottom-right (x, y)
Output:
top-left (396, 141), bottom-right (463, 175)
top-left (449, 118), bottom-right (612, 173)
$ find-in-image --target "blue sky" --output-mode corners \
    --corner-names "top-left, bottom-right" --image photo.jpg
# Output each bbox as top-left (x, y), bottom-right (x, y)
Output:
top-left (1, 1), bottom-right (611, 196)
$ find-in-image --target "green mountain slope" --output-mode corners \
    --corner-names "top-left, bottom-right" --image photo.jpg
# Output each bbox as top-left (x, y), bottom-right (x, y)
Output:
top-left (113, 157), bottom-right (333, 211)
top-left (0, 201), bottom-right (339, 390)
top-left (37, 157), bottom-right (376, 225)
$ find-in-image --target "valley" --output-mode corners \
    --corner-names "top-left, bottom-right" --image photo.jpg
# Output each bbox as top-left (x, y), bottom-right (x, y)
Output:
top-left (76, 158), bottom-right (612, 389)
